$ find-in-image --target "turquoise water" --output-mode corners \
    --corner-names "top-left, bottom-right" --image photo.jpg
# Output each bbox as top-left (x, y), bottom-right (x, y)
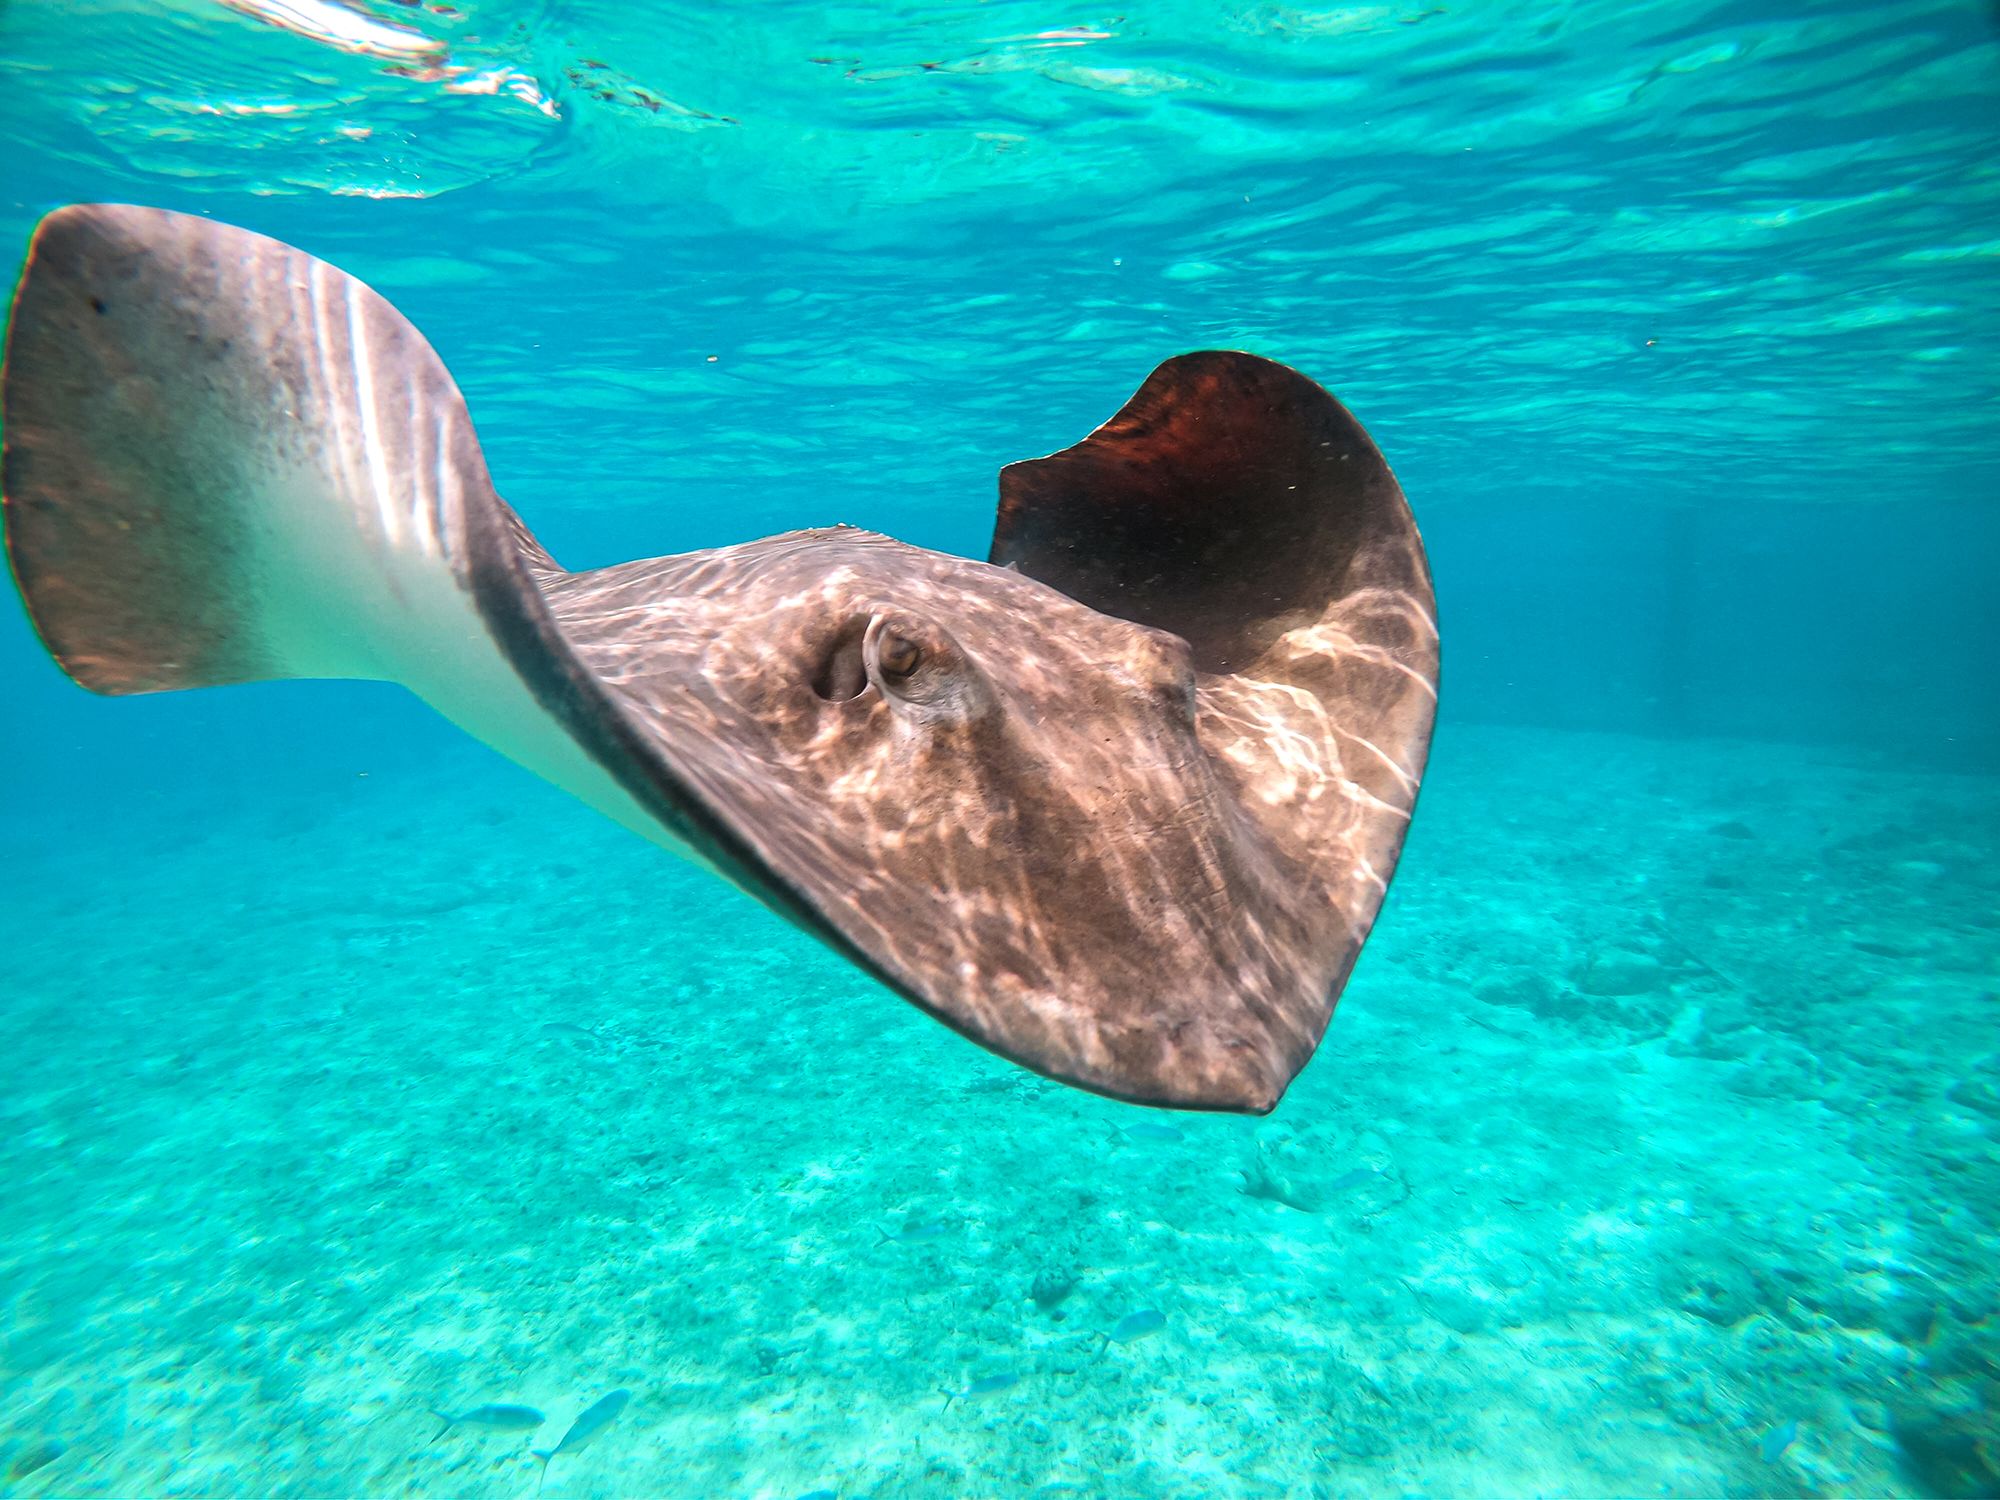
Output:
top-left (1, 1), bottom-right (1997, 1496)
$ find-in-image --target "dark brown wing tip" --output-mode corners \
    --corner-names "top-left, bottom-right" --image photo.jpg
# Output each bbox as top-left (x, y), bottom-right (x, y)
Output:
top-left (1221, 1063), bottom-right (1285, 1117)
top-left (990, 350), bottom-right (1418, 675)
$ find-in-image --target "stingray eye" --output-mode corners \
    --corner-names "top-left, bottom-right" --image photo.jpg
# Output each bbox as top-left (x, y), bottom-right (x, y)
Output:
top-left (877, 633), bottom-right (922, 680)
top-left (863, 612), bottom-right (988, 718)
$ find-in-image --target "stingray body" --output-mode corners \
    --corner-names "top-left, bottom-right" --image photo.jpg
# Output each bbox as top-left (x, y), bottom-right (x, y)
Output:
top-left (1, 205), bottom-right (1438, 1113)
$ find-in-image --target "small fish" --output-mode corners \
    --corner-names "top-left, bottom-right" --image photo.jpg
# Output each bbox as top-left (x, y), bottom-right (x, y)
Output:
top-left (941, 1371), bottom-right (1020, 1409)
top-left (541, 1022), bottom-right (601, 1043)
top-left (7, 1439), bottom-right (66, 1480)
top-left (1759, 1419), bottom-right (1799, 1462)
top-left (532, 1389), bottom-right (631, 1496)
top-left (1102, 1308), bottom-right (1167, 1346)
top-left (877, 1220), bottom-right (946, 1245)
top-left (428, 1402), bottom-right (545, 1442)
top-left (1329, 1167), bottom-right (1378, 1192)
top-left (1117, 1122), bottom-right (1184, 1143)
top-left (797, 1490), bottom-right (838, 1499)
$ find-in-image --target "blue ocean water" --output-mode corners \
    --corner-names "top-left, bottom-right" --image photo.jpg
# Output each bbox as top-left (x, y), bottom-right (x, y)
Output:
top-left (1, 1), bottom-right (1996, 1496)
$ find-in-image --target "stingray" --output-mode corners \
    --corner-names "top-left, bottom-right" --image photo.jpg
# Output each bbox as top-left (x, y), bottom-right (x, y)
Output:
top-left (0, 204), bottom-right (1438, 1114)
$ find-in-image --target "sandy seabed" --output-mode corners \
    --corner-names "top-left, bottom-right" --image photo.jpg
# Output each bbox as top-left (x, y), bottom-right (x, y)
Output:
top-left (2, 723), bottom-right (1995, 1499)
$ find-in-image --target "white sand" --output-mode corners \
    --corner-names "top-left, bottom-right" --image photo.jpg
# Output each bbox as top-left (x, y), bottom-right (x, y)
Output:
top-left (1, 724), bottom-right (1994, 1498)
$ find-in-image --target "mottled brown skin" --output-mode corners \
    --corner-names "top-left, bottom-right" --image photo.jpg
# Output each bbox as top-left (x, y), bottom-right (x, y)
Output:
top-left (2, 204), bottom-right (1437, 1113)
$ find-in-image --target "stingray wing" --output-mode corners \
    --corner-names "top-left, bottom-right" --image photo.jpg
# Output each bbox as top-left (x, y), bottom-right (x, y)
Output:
top-left (992, 351), bottom-right (1440, 1063)
top-left (0, 203), bottom-right (795, 903)
top-left (991, 351), bottom-right (1438, 783)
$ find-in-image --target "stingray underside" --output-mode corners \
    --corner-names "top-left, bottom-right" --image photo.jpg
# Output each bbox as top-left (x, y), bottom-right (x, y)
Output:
top-left (2, 204), bottom-right (1437, 1112)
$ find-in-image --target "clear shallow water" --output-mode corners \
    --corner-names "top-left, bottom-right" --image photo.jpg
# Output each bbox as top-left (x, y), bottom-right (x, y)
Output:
top-left (1, 3), bottom-right (1996, 1497)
